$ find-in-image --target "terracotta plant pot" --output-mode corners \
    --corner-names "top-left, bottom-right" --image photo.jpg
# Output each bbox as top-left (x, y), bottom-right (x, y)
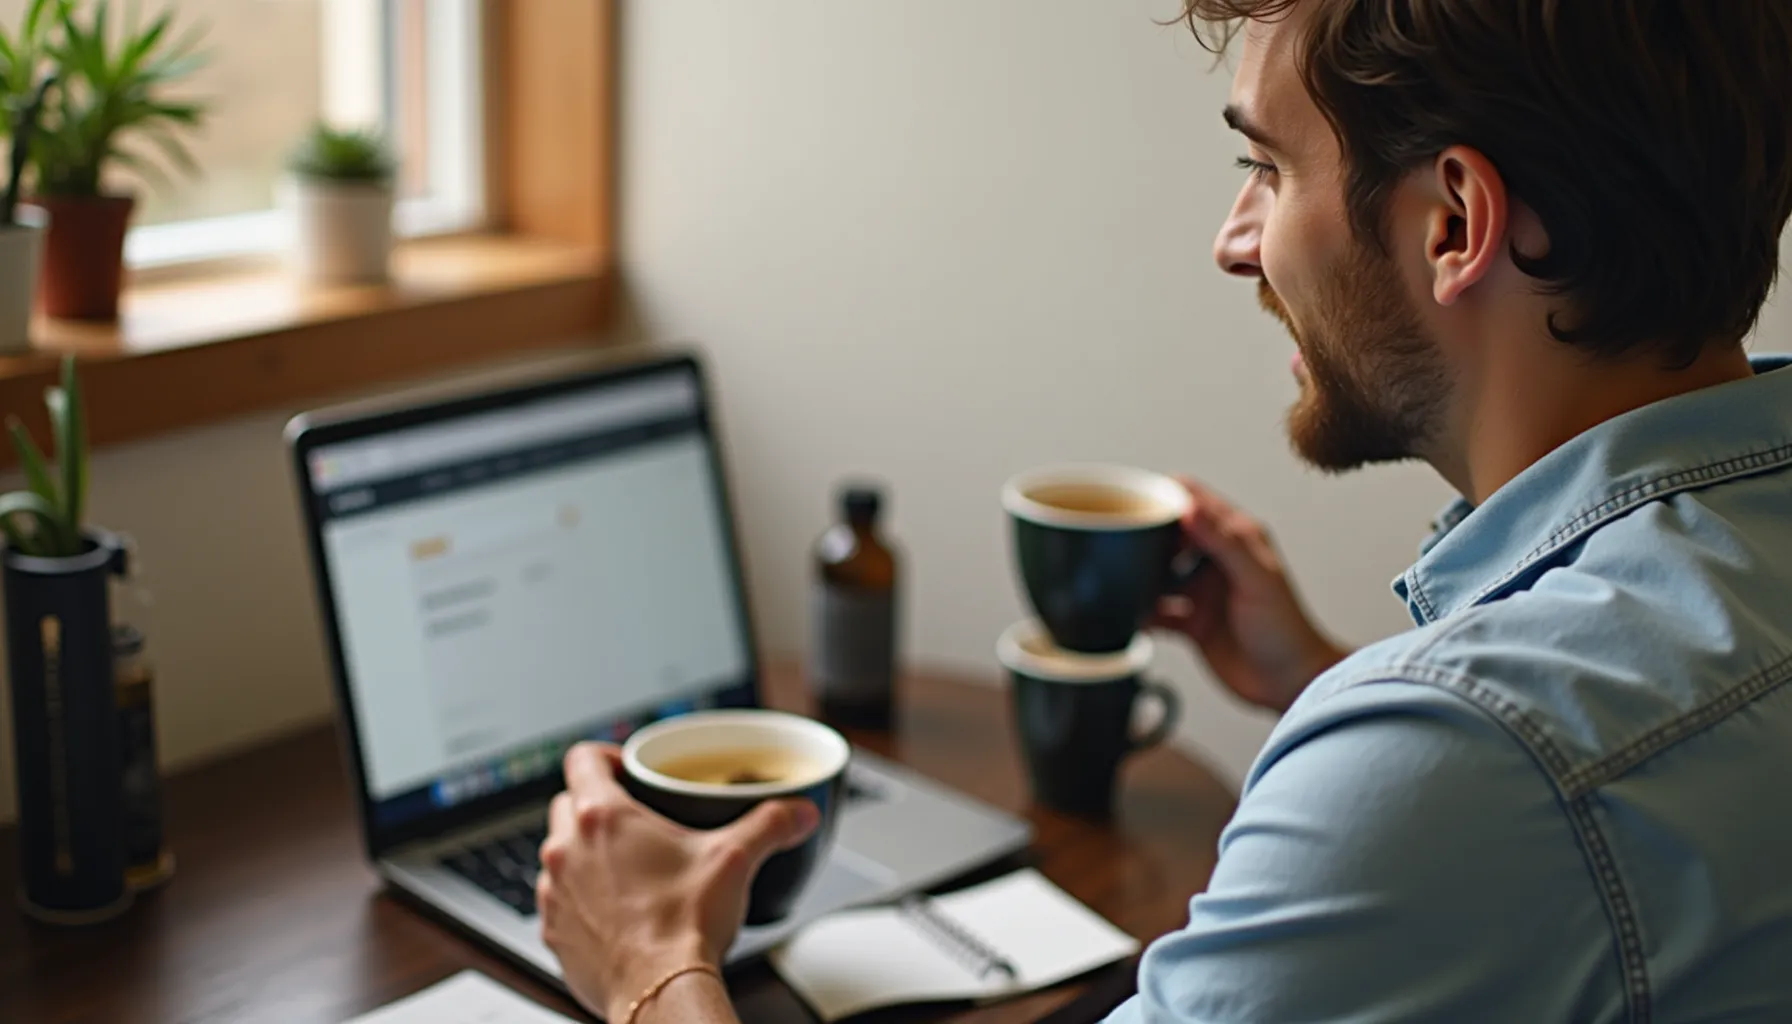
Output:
top-left (31, 194), bottom-right (135, 322)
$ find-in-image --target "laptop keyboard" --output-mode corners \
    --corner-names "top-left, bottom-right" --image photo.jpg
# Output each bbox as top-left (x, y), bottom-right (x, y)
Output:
top-left (441, 820), bottom-right (548, 916)
top-left (439, 775), bottom-right (885, 918)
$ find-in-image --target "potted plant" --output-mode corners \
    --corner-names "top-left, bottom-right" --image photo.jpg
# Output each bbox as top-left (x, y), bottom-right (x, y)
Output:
top-left (282, 123), bottom-right (396, 286)
top-left (0, 0), bottom-right (59, 353)
top-left (0, 76), bottom-right (53, 354)
top-left (2, 354), bottom-right (133, 923)
top-left (28, 0), bottom-right (208, 320)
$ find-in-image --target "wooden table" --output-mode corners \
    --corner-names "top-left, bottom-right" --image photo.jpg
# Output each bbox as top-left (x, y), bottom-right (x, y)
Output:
top-left (0, 664), bottom-right (1236, 1023)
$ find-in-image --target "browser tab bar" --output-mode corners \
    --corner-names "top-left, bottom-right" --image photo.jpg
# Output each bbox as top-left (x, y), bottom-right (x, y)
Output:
top-left (311, 374), bottom-right (699, 491)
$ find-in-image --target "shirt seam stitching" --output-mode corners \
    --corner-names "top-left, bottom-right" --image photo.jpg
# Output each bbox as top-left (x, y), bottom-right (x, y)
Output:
top-left (1564, 793), bottom-right (1654, 1023)
top-left (1318, 663), bottom-right (1651, 1019)
top-left (1406, 441), bottom-right (1792, 620)
top-left (1561, 645), bottom-right (1792, 797)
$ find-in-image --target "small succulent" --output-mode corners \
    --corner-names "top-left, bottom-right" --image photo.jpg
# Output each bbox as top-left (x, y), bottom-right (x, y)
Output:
top-left (287, 122), bottom-right (395, 183)
top-left (2, 354), bottom-right (89, 557)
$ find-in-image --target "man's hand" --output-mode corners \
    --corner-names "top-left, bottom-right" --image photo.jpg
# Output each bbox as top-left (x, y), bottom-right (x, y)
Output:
top-left (1153, 478), bottom-right (1348, 713)
top-left (536, 743), bottom-right (819, 1020)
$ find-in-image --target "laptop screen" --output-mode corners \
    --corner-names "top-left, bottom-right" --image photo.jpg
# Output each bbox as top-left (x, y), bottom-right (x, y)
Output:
top-left (300, 362), bottom-right (755, 833)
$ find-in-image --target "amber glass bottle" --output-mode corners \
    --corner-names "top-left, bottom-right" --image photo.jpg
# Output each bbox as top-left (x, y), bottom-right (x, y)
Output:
top-left (810, 485), bottom-right (899, 728)
top-left (114, 623), bottom-right (174, 890)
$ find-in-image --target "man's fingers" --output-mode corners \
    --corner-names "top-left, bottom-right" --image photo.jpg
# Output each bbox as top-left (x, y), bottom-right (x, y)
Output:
top-left (549, 791), bottom-right (576, 834)
top-left (1173, 476), bottom-right (1259, 581)
top-left (1174, 475), bottom-right (1237, 528)
top-left (541, 792), bottom-right (576, 875)
top-left (1183, 498), bottom-right (1279, 586)
top-left (563, 742), bottom-right (626, 796)
top-left (715, 799), bottom-right (821, 876)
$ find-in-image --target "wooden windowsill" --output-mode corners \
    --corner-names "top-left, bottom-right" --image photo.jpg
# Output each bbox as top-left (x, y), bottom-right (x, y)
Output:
top-left (0, 234), bottom-right (615, 467)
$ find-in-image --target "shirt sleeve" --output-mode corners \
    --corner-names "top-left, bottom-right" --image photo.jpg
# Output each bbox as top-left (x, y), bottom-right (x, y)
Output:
top-left (1103, 680), bottom-right (1615, 1023)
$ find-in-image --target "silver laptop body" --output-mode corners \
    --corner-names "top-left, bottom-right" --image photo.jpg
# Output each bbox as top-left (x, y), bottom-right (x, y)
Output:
top-left (285, 352), bottom-right (1031, 979)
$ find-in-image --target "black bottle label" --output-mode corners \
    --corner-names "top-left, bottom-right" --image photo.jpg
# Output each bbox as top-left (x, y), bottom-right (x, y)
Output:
top-left (811, 584), bottom-right (895, 704)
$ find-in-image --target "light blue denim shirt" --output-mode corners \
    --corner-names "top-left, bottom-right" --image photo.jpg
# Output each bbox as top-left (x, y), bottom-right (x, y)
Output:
top-left (1108, 356), bottom-right (1792, 1023)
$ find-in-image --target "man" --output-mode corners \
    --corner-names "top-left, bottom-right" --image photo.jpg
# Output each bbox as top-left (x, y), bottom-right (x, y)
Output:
top-left (535, 2), bottom-right (1792, 1021)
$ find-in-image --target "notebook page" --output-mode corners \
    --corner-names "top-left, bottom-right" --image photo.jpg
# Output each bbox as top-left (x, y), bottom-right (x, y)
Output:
top-left (933, 869), bottom-right (1142, 991)
top-left (770, 870), bottom-right (1141, 1021)
top-left (342, 971), bottom-right (576, 1024)
top-left (769, 904), bottom-right (995, 1020)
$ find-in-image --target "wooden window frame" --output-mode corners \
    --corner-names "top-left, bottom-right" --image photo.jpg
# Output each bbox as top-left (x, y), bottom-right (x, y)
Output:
top-left (0, 1), bottom-right (617, 467)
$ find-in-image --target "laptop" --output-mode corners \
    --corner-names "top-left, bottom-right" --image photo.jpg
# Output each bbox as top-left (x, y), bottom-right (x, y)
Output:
top-left (284, 352), bottom-right (1031, 980)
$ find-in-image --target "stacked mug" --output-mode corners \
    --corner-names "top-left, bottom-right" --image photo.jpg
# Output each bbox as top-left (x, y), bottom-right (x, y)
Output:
top-left (998, 465), bottom-right (1194, 818)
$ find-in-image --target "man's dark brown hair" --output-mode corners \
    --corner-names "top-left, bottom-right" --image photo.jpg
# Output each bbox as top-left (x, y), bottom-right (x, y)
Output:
top-left (1186, 0), bottom-right (1792, 367)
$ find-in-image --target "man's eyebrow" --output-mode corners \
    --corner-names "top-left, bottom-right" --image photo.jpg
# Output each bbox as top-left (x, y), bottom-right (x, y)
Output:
top-left (1223, 104), bottom-right (1283, 152)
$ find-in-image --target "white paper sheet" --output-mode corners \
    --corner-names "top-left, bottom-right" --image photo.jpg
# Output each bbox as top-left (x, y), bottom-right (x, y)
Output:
top-left (342, 971), bottom-right (578, 1024)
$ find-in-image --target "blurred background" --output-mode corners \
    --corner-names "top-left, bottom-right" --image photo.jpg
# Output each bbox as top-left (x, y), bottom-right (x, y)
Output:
top-left (2, 0), bottom-right (1788, 823)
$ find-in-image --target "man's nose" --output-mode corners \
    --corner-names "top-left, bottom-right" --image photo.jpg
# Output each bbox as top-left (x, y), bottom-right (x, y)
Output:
top-left (1214, 185), bottom-right (1264, 278)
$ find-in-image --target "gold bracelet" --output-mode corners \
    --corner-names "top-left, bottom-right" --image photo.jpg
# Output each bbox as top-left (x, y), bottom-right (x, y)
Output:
top-left (619, 963), bottom-right (723, 1024)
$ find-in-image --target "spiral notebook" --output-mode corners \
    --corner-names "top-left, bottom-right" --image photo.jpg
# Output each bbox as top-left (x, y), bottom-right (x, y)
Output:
top-left (768, 869), bottom-right (1141, 1021)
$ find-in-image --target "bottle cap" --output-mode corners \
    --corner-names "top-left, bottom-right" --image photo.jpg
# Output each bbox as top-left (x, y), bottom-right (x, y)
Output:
top-left (840, 484), bottom-right (883, 521)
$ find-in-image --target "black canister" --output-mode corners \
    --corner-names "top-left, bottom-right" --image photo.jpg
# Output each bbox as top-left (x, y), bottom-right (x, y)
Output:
top-left (3, 529), bottom-right (132, 923)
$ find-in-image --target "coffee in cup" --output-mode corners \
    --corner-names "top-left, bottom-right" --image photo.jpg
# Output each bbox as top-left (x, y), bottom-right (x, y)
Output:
top-left (654, 748), bottom-right (825, 787)
top-left (998, 619), bottom-right (1180, 818)
top-left (1003, 464), bottom-right (1202, 653)
top-left (621, 710), bottom-right (850, 925)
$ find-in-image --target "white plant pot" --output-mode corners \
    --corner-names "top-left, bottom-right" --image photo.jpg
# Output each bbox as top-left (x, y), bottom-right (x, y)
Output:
top-left (0, 206), bottom-right (46, 354)
top-left (282, 176), bottom-right (394, 286)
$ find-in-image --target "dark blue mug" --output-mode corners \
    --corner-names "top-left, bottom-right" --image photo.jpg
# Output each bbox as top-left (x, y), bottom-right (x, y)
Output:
top-left (1004, 464), bottom-right (1203, 653)
top-left (998, 620), bottom-right (1180, 819)
top-left (621, 710), bottom-right (849, 925)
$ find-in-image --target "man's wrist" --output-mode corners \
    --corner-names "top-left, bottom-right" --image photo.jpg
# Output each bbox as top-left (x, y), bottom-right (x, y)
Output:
top-left (605, 945), bottom-right (718, 1022)
top-left (629, 968), bottom-right (729, 1023)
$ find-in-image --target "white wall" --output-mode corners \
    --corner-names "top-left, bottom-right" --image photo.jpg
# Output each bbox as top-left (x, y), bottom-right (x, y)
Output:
top-left (5, 1), bottom-right (1791, 822)
top-left (617, 0), bottom-right (1455, 787)
top-left (618, 0), bottom-right (1792, 787)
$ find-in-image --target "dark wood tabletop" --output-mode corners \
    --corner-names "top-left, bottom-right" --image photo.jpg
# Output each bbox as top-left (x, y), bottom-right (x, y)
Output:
top-left (0, 662), bottom-right (1236, 1024)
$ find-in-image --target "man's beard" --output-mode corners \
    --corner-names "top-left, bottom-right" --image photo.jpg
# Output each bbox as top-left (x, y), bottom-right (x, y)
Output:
top-left (1259, 244), bottom-right (1451, 472)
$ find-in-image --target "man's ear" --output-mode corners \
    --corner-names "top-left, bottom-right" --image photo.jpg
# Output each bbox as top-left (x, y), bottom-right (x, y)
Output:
top-left (1425, 145), bottom-right (1508, 307)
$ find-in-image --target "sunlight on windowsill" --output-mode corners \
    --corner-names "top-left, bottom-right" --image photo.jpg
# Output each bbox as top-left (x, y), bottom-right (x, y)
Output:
top-left (0, 234), bottom-right (615, 468)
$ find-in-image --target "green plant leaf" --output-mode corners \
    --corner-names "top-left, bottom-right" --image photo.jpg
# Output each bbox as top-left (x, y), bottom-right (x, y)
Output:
top-left (106, 146), bottom-right (170, 188)
top-left (159, 21), bottom-right (208, 64)
top-left (6, 414), bottom-right (61, 513)
top-left (0, 511), bottom-right (37, 555)
top-left (29, 0), bottom-right (210, 197)
top-left (21, 0), bottom-right (51, 48)
top-left (142, 48), bottom-right (209, 84)
top-left (144, 128), bottom-right (196, 174)
top-left (54, 354), bottom-right (84, 535)
top-left (90, 0), bottom-right (109, 61)
top-left (44, 384), bottom-right (71, 532)
top-left (289, 122), bottom-right (397, 181)
top-left (0, 490), bottom-right (62, 556)
top-left (137, 99), bottom-right (204, 124)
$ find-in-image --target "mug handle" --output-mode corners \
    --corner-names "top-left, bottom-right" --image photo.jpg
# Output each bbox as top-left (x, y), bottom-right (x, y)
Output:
top-left (1128, 678), bottom-right (1182, 753)
top-left (1165, 548), bottom-right (1208, 592)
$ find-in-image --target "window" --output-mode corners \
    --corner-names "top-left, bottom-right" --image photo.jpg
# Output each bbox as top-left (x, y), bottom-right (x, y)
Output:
top-left (0, 1), bottom-right (613, 472)
top-left (0, 0), bottom-right (486, 268)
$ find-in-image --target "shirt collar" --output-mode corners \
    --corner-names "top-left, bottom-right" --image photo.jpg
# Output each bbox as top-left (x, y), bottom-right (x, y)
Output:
top-left (1393, 354), bottom-right (1792, 625)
